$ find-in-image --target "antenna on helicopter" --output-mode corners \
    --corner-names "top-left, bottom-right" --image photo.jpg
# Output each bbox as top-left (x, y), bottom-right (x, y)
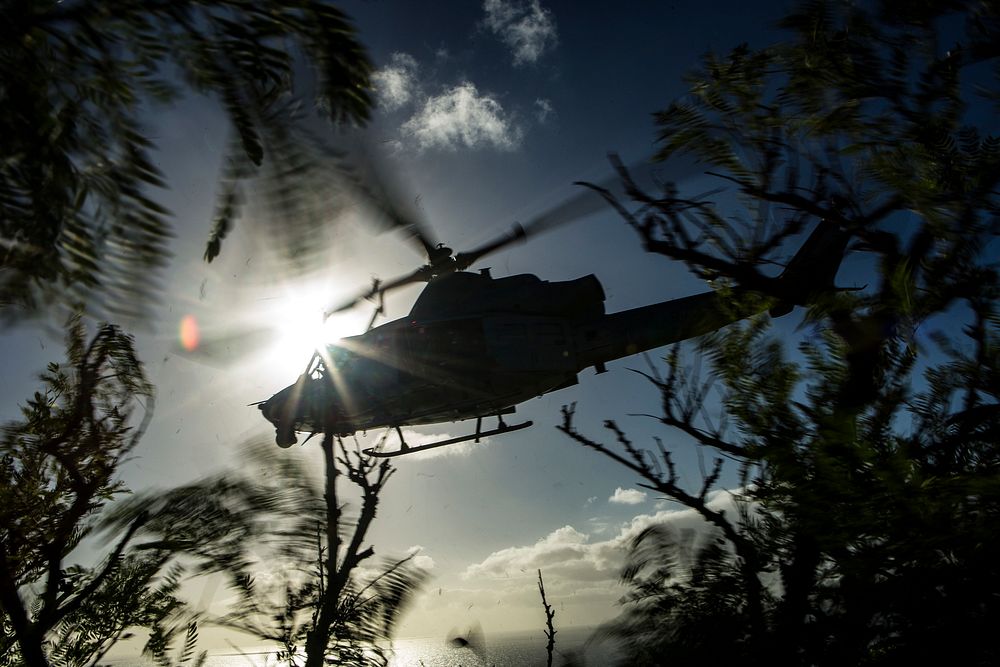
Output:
top-left (365, 287), bottom-right (385, 332)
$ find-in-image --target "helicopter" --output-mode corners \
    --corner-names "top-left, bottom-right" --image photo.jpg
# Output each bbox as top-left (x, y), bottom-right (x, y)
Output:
top-left (255, 160), bottom-right (850, 457)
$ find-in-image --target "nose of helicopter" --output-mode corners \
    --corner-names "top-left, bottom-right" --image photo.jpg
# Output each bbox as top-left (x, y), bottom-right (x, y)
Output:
top-left (258, 387), bottom-right (298, 448)
top-left (257, 375), bottom-right (349, 447)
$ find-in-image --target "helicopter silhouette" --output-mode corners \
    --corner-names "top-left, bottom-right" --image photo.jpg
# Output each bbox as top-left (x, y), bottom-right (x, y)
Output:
top-left (255, 156), bottom-right (850, 457)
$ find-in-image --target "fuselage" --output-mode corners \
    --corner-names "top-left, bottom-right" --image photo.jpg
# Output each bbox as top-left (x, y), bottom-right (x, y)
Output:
top-left (259, 274), bottom-right (755, 445)
top-left (259, 220), bottom-right (848, 446)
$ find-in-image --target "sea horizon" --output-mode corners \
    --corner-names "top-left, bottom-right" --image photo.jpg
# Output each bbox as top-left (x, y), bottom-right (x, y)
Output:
top-left (104, 626), bottom-right (620, 666)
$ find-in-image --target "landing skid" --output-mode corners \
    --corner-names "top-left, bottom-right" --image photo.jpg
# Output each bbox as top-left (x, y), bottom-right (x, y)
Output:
top-left (363, 420), bottom-right (533, 458)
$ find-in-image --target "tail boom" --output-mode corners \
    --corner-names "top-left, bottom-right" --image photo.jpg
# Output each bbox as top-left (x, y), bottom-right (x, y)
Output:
top-left (574, 291), bottom-right (761, 370)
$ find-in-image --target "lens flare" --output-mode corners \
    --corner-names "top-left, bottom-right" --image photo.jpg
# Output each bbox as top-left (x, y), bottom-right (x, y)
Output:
top-left (179, 315), bottom-right (200, 351)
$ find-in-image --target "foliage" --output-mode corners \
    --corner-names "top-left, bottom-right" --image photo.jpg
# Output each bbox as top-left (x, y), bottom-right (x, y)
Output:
top-left (48, 559), bottom-right (204, 667)
top-left (595, 525), bottom-right (758, 663)
top-left (0, 317), bottom-right (194, 666)
top-left (107, 437), bottom-right (427, 666)
top-left (1, 0), bottom-right (373, 323)
top-left (564, 0), bottom-right (1000, 664)
top-left (143, 618), bottom-right (208, 667)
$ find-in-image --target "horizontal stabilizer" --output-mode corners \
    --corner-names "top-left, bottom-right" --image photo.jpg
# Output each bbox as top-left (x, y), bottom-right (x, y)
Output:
top-left (770, 220), bottom-right (851, 315)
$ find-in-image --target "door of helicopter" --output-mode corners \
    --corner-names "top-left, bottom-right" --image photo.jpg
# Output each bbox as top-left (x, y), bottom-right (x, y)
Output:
top-left (325, 334), bottom-right (401, 411)
top-left (404, 318), bottom-right (490, 375)
top-left (482, 316), bottom-right (576, 372)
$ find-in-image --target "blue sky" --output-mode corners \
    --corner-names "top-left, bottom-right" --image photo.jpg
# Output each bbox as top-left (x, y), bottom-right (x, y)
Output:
top-left (3, 0), bottom-right (801, 647)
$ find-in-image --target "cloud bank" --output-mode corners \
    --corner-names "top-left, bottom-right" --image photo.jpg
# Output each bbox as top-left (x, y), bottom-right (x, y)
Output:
top-left (463, 490), bottom-right (739, 584)
top-left (397, 490), bottom-right (743, 636)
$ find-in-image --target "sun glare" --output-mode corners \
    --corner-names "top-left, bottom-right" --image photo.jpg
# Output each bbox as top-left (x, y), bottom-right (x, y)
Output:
top-left (265, 294), bottom-right (365, 373)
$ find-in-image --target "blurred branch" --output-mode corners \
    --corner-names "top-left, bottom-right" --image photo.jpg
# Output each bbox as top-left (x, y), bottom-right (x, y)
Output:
top-left (0, 318), bottom-right (160, 666)
top-left (52, 511), bottom-right (148, 624)
top-left (568, 1), bottom-right (1000, 662)
top-left (629, 349), bottom-right (746, 458)
top-left (124, 436), bottom-right (418, 666)
top-left (559, 404), bottom-right (764, 630)
top-left (1, 0), bottom-right (374, 324)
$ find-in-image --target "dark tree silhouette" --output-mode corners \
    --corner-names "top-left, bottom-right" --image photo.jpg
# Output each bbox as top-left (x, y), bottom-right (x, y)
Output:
top-left (1, 3), bottom-right (422, 664)
top-left (564, 0), bottom-right (1000, 664)
top-left (106, 436), bottom-right (426, 666)
top-left (1, 0), bottom-right (373, 323)
top-left (0, 317), bottom-right (193, 666)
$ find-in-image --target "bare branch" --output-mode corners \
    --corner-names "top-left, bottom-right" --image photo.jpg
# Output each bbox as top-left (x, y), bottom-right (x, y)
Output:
top-left (560, 404), bottom-right (765, 627)
top-left (537, 570), bottom-right (556, 667)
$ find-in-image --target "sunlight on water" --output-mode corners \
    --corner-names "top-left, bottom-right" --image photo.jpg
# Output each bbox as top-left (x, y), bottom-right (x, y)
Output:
top-left (388, 634), bottom-right (543, 667)
top-left (106, 628), bottom-right (619, 666)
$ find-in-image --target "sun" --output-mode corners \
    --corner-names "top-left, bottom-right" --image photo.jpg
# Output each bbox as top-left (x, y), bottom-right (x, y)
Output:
top-left (264, 292), bottom-right (366, 373)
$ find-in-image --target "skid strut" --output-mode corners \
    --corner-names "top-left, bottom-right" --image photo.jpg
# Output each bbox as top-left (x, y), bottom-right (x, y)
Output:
top-left (363, 420), bottom-right (533, 458)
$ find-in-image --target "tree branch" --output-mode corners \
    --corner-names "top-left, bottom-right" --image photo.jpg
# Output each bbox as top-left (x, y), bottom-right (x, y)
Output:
top-left (537, 570), bottom-right (556, 667)
top-left (54, 511), bottom-right (149, 624)
top-left (559, 404), bottom-right (765, 630)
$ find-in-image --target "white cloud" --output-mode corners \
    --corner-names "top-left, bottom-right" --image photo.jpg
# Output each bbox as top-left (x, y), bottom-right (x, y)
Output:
top-left (587, 516), bottom-right (611, 535)
top-left (609, 487), bottom-right (647, 505)
top-left (406, 545), bottom-right (437, 571)
top-left (482, 0), bottom-right (558, 66)
top-left (462, 491), bottom-right (741, 584)
top-left (372, 52), bottom-right (420, 112)
top-left (463, 524), bottom-right (611, 582)
top-left (534, 98), bottom-right (555, 123)
top-left (398, 492), bottom-right (746, 636)
top-left (584, 495), bottom-right (598, 507)
top-left (400, 82), bottom-right (523, 152)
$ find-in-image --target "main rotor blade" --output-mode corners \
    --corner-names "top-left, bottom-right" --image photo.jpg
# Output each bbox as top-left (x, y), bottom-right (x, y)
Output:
top-left (452, 180), bottom-right (609, 270)
top-left (328, 153), bottom-right (710, 313)
top-left (337, 138), bottom-right (440, 259)
top-left (453, 154), bottom-right (705, 271)
top-left (521, 180), bottom-right (613, 235)
top-left (324, 266), bottom-right (431, 317)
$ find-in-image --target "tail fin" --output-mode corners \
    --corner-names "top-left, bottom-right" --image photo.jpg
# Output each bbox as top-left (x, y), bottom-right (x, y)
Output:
top-left (769, 220), bottom-right (851, 317)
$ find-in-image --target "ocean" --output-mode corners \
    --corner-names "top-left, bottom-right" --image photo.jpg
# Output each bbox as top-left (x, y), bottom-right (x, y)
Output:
top-left (386, 627), bottom-right (617, 666)
top-left (106, 627), bottom-right (620, 666)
